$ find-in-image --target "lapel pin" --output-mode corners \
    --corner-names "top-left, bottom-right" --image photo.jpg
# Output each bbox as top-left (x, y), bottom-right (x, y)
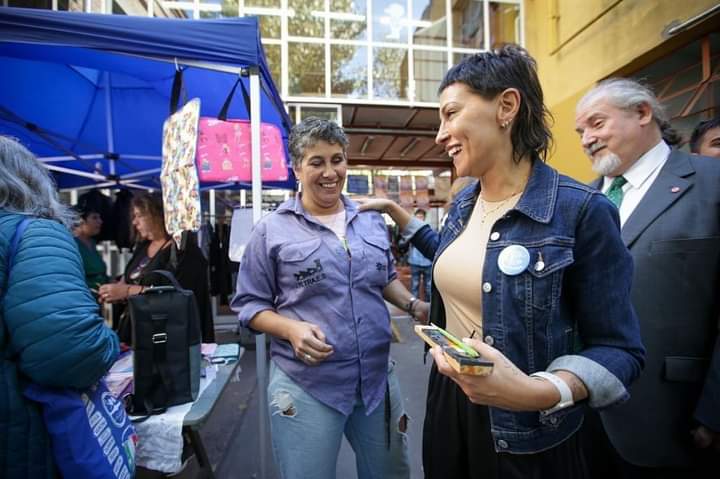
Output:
top-left (498, 244), bottom-right (530, 276)
top-left (671, 186), bottom-right (680, 193)
top-left (534, 252), bottom-right (545, 272)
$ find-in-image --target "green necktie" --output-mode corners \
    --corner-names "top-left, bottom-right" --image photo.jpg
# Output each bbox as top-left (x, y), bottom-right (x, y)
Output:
top-left (605, 176), bottom-right (628, 208)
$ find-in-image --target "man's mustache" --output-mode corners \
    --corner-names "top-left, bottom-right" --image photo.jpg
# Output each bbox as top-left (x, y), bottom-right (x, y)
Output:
top-left (584, 143), bottom-right (607, 156)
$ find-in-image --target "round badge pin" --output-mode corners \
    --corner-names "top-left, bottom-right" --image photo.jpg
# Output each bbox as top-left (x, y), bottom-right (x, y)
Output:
top-left (498, 244), bottom-right (530, 276)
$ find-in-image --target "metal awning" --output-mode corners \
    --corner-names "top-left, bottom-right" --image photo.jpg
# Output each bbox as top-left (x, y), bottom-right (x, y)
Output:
top-left (341, 104), bottom-right (452, 169)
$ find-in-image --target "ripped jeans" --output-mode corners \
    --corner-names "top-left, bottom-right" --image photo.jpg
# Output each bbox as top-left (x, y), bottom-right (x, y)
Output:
top-left (267, 360), bottom-right (410, 479)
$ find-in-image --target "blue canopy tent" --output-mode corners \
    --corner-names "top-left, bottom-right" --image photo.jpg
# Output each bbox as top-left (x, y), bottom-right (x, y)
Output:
top-left (0, 7), bottom-right (294, 191)
top-left (0, 10), bottom-right (286, 473)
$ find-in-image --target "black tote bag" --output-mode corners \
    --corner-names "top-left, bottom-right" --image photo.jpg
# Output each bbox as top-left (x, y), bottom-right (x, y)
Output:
top-left (127, 270), bottom-right (201, 416)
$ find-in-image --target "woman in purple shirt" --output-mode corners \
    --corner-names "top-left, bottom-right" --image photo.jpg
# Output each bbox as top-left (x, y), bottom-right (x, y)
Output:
top-left (232, 118), bottom-right (427, 479)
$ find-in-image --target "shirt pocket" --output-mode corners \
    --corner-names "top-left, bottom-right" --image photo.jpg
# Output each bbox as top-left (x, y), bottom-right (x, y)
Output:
top-left (512, 243), bottom-right (574, 311)
top-left (277, 238), bottom-right (325, 290)
top-left (361, 235), bottom-right (391, 287)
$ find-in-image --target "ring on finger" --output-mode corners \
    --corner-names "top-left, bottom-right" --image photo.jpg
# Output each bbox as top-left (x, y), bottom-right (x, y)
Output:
top-left (304, 353), bottom-right (312, 361)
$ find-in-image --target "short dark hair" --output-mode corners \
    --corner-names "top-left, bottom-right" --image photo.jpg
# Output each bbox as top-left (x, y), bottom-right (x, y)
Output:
top-left (414, 209), bottom-right (427, 218)
top-left (689, 117), bottom-right (720, 153)
top-left (288, 117), bottom-right (349, 168)
top-left (438, 44), bottom-right (553, 163)
top-left (72, 203), bottom-right (100, 221)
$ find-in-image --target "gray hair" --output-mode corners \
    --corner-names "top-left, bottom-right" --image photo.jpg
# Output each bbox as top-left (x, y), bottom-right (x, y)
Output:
top-left (0, 136), bottom-right (75, 228)
top-left (288, 117), bottom-right (349, 168)
top-left (578, 78), bottom-right (682, 145)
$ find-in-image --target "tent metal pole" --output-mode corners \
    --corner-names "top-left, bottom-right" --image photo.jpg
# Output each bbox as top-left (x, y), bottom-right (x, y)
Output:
top-left (39, 154), bottom-right (105, 162)
top-left (45, 164), bottom-right (107, 180)
top-left (104, 72), bottom-right (116, 176)
top-left (121, 155), bottom-right (162, 161)
top-left (209, 188), bottom-right (218, 332)
top-left (119, 168), bottom-right (162, 180)
top-left (249, 68), bottom-right (269, 478)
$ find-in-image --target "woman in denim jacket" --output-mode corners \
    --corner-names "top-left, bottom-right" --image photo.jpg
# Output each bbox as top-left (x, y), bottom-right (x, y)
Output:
top-left (361, 45), bottom-right (645, 479)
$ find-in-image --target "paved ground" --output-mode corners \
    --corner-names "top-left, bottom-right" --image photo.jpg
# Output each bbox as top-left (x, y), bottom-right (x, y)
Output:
top-left (198, 308), bottom-right (432, 479)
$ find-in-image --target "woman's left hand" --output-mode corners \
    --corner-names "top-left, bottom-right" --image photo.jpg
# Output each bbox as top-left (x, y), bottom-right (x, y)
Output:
top-left (98, 282), bottom-right (129, 304)
top-left (430, 337), bottom-right (546, 411)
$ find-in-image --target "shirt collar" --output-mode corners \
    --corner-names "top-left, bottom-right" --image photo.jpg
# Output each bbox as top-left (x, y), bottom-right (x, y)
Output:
top-left (277, 193), bottom-right (358, 223)
top-left (603, 140), bottom-right (670, 191)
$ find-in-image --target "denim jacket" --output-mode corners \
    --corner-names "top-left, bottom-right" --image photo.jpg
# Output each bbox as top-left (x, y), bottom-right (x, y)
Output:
top-left (404, 160), bottom-right (645, 453)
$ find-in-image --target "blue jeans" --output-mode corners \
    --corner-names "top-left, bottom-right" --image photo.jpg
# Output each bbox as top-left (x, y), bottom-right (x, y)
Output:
top-left (267, 360), bottom-right (410, 479)
top-left (410, 265), bottom-right (431, 301)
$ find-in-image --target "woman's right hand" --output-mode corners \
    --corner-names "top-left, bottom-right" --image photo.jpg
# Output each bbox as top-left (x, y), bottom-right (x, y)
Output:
top-left (357, 198), bottom-right (413, 229)
top-left (287, 320), bottom-right (334, 366)
top-left (357, 198), bottom-right (394, 213)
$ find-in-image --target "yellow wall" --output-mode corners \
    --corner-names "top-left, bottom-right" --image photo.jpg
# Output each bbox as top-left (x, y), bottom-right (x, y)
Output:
top-left (523, 0), bottom-right (718, 182)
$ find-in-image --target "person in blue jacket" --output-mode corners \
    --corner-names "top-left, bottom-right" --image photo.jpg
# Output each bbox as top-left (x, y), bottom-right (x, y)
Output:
top-left (360, 45), bottom-right (645, 479)
top-left (406, 209), bottom-right (433, 301)
top-left (0, 136), bottom-right (120, 478)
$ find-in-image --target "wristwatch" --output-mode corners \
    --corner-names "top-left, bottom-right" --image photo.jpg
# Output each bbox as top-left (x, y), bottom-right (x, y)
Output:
top-left (404, 296), bottom-right (418, 314)
top-left (530, 371), bottom-right (574, 416)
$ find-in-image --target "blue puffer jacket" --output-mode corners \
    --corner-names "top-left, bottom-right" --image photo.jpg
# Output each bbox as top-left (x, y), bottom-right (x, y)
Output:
top-left (0, 211), bottom-right (120, 478)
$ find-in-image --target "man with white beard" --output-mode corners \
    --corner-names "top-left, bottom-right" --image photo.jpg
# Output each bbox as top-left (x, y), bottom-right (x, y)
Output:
top-left (575, 78), bottom-right (720, 478)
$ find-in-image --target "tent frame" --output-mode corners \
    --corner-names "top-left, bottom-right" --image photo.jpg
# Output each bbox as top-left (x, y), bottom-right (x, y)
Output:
top-left (1, 16), bottom-right (274, 474)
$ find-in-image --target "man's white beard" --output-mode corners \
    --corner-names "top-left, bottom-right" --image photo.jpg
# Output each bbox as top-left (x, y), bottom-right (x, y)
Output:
top-left (591, 152), bottom-right (622, 176)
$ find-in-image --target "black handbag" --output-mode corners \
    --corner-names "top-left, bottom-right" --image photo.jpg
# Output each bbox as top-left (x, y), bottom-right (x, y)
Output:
top-left (127, 270), bottom-right (202, 417)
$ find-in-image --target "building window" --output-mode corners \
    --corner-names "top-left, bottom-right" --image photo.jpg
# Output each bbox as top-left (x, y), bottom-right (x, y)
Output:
top-left (329, 0), bottom-right (367, 41)
top-left (194, 0), bottom-right (238, 19)
top-left (411, 0), bottom-right (447, 47)
top-left (452, 0), bottom-right (484, 49)
top-left (332, 45), bottom-right (369, 98)
top-left (27, 0), bottom-right (523, 105)
top-left (632, 33), bottom-right (720, 145)
top-left (263, 43), bottom-right (282, 88)
top-left (288, 0), bottom-right (325, 38)
top-left (414, 49), bottom-right (446, 102)
top-left (10, 0), bottom-right (54, 9)
top-left (489, 1), bottom-right (520, 48)
top-left (372, 0), bottom-right (408, 44)
top-left (373, 47), bottom-right (409, 100)
top-left (56, 0), bottom-right (84, 11)
top-left (288, 42), bottom-right (326, 96)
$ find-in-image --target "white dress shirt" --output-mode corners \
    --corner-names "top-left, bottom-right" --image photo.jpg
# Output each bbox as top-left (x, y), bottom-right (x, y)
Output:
top-left (602, 141), bottom-right (670, 227)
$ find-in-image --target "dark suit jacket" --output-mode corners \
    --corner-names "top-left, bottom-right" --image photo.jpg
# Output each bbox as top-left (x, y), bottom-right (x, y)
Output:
top-left (592, 150), bottom-right (720, 467)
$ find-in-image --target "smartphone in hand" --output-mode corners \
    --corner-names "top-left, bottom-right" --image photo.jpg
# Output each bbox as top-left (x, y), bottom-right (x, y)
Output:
top-left (415, 324), bottom-right (493, 376)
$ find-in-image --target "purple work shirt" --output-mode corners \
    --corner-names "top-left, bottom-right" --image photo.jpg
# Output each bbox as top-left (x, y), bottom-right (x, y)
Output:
top-left (231, 195), bottom-right (396, 416)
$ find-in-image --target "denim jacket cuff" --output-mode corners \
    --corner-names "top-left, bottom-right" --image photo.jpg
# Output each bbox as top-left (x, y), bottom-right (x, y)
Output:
top-left (401, 217), bottom-right (426, 242)
top-left (547, 355), bottom-right (629, 409)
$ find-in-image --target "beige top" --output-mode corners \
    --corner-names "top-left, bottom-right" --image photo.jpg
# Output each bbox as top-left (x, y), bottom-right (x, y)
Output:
top-left (433, 192), bottom-right (521, 339)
